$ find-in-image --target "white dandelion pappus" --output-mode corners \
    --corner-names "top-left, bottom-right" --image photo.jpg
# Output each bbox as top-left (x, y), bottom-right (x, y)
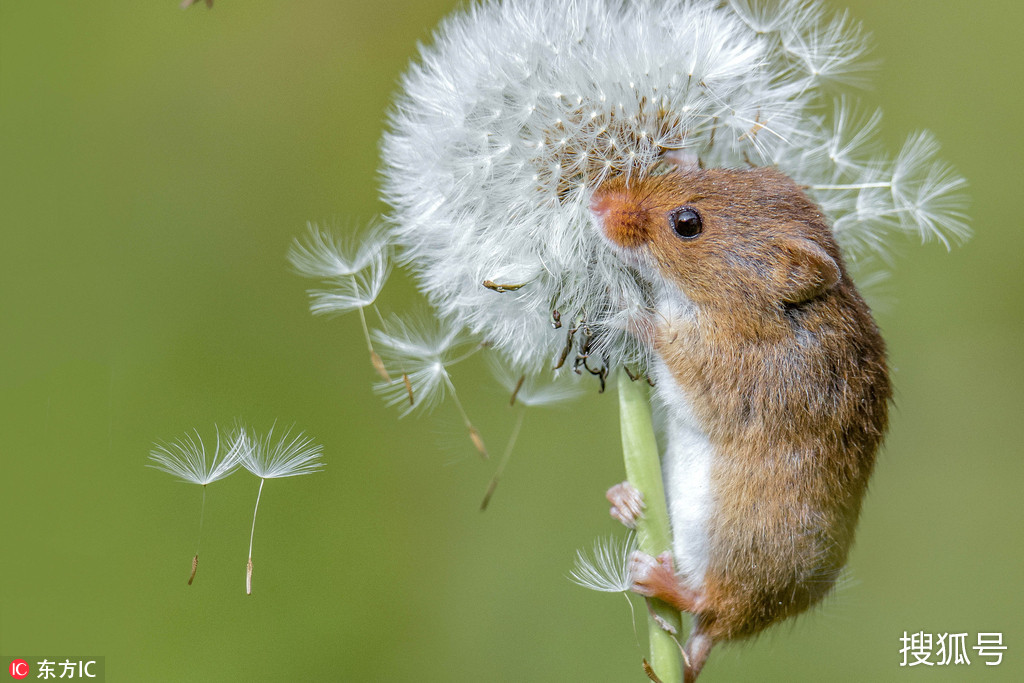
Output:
top-left (888, 131), bottom-right (970, 249)
top-left (148, 427), bottom-right (243, 485)
top-left (238, 424), bottom-right (324, 479)
top-left (569, 533), bottom-right (639, 594)
top-left (304, 250), bottom-right (390, 316)
top-left (379, 0), bottom-right (967, 379)
top-left (778, 5), bottom-right (873, 86)
top-left (781, 105), bottom-right (969, 261)
top-left (289, 221), bottom-right (389, 280)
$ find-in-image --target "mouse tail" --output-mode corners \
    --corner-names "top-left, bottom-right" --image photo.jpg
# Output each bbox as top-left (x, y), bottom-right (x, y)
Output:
top-left (683, 629), bottom-right (713, 683)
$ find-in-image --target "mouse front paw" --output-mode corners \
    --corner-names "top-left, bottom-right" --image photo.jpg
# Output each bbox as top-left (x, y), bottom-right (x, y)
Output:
top-left (606, 481), bottom-right (645, 528)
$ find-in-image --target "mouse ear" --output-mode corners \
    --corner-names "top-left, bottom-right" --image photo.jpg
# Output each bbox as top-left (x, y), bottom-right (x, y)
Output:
top-left (776, 237), bottom-right (841, 304)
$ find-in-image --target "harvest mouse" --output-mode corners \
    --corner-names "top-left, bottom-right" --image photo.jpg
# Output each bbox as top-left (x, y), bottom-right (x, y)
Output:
top-left (590, 165), bottom-right (890, 682)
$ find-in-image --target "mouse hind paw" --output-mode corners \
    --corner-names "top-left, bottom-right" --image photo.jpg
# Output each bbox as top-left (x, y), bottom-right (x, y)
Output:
top-left (682, 631), bottom-right (713, 683)
top-left (629, 550), bottom-right (702, 614)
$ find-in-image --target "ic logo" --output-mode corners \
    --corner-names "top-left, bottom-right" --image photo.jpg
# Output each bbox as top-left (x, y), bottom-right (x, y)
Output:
top-left (8, 660), bottom-right (29, 680)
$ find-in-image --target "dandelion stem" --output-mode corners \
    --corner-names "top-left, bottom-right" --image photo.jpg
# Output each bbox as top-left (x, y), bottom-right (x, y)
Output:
top-left (617, 371), bottom-right (681, 683)
top-left (196, 485), bottom-right (206, 556)
top-left (189, 484), bottom-right (207, 586)
top-left (448, 344), bottom-right (483, 366)
top-left (480, 408), bottom-right (526, 510)
top-left (247, 478), bottom-right (265, 595)
top-left (360, 301), bottom-right (376, 350)
top-left (358, 304), bottom-right (391, 381)
top-left (445, 376), bottom-right (487, 459)
top-left (370, 303), bottom-right (388, 329)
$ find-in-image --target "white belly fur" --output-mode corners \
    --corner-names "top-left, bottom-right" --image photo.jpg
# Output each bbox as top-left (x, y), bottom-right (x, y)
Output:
top-left (651, 353), bottom-right (715, 590)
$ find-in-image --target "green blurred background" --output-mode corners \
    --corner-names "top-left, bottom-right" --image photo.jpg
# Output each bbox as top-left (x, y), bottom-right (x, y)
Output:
top-left (1, 1), bottom-right (1021, 681)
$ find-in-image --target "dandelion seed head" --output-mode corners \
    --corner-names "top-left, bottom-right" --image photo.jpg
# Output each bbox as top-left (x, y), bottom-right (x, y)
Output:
top-left (377, 0), bottom-right (967, 378)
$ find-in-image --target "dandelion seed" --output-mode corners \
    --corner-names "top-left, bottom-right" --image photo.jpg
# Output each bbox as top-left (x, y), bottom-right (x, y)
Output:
top-left (371, 313), bottom-right (489, 456)
top-left (237, 425), bottom-right (324, 595)
top-left (148, 427), bottom-right (244, 585)
top-left (372, 314), bottom-right (469, 414)
top-left (482, 280), bottom-right (526, 293)
top-left (479, 410), bottom-right (523, 511)
top-left (468, 426), bottom-right (488, 459)
top-left (402, 373), bottom-right (414, 405)
top-left (371, 351), bottom-right (391, 383)
top-left (481, 365), bottom-right (585, 509)
top-left (509, 374), bottom-right (525, 407)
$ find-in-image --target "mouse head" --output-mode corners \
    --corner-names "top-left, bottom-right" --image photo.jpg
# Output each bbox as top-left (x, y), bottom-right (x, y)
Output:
top-left (590, 167), bottom-right (844, 313)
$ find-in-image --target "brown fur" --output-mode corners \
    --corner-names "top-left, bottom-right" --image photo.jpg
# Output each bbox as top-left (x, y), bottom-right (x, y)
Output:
top-left (593, 168), bottom-right (890, 663)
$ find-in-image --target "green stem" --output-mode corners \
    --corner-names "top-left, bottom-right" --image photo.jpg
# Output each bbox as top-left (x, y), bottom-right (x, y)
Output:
top-left (617, 371), bottom-right (682, 683)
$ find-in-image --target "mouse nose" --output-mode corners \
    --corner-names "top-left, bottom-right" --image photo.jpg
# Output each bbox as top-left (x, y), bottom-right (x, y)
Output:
top-left (589, 191), bottom-right (648, 249)
top-left (589, 191), bottom-right (612, 218)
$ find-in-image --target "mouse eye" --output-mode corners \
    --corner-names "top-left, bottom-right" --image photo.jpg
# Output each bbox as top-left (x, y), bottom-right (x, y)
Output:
top-left (670, 207), bottom-right (702, 239)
